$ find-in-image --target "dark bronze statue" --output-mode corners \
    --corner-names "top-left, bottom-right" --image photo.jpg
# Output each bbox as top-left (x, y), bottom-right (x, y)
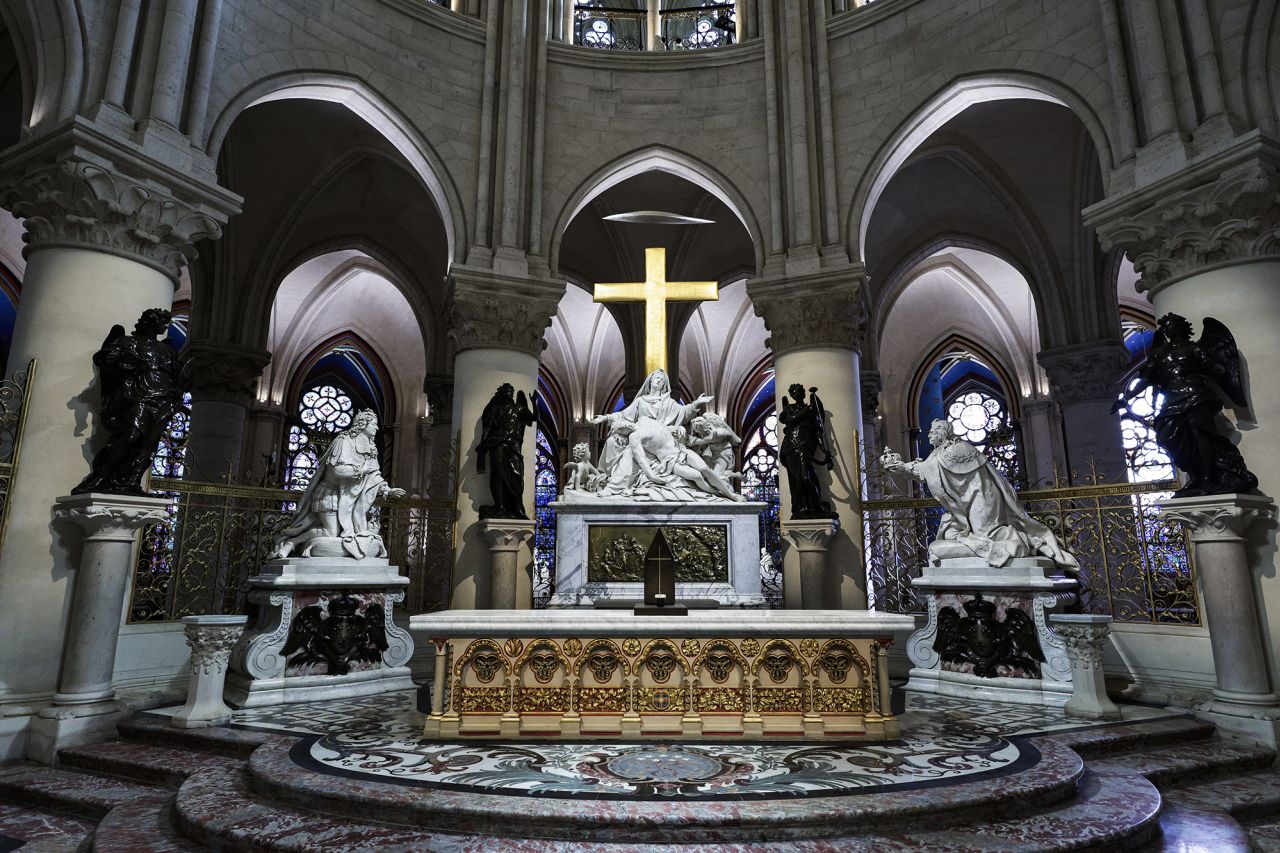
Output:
top-left (477, 383), bottom-right (537, 519)
top-left (778, 383), bottom-right (837, 519)
top-left (934, 594), bottom-right (1044, 678)
top-left (1113, 313), bottom-right (1258, 497)
top-left (73, 308), bottom-right (187, 496)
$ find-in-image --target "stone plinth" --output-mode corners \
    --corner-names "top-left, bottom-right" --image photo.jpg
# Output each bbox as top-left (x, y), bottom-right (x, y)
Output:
top-left (1159, 493), bottom-right (1280, 746)
top-left (906, 558), bottom-right (1078, 708)
top-left (26, 493), bottom-right (171, 764)
top-left (549, 499), bottom-right (767, 607)
top-left (225, 558), bottom-right (414, 708)
top-left (482, 519), bottom-right (534, 610)
top-left (410, 609), bottom-right (914, 741)
top-left (782, 519), bottom-right (838, 609)
top-left (1050, 614), bottom-right (1121, 721)
top-left (171, 615), bottom-right (247, 728)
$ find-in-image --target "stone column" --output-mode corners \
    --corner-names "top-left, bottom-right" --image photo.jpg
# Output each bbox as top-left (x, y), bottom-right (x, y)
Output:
top-left (181, 339), bottom-right (270, 483)
top-left (0, 131), bottom-right (237, 731)
top-left (1050, 614), bottom-right (1122, 721)
top-left (750, 269), bottom-right (867, 609)
top-left (782, 520), bottom-right (838, 609)
top-left (860, 370), bottom-right (882, 471)
top-left (1019, 397), bottom-right (1065, 486)
top-left (447, 268), bottom-right (560, 609)
top-left (1037, 340), bottom-right (1130, 483)
top-left (244, 402), bottom-right (286, 486)
top-left (170, 615), bottom-right (247, 729)
top-left (483, 520), bottom-right (535, 610)
top-left (26, 494), bottom-right (172, 762)
top-left (1159, 494), bottom-right (1279, 742)
top-left (421, 374), bottom-right (455, 500)
top-left (1088, 139), bottom-right (1280, 696)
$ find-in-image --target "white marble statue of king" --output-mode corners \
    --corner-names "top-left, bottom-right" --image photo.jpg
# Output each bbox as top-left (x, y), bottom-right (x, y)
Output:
top-left (586, 368), bottom-right (743, 503)
top-left (882, 418), bottom-right (1078, 574)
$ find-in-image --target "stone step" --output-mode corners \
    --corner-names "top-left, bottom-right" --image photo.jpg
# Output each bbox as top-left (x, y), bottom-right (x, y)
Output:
top-left (0, 763), bottom-right (157, 820)
top-left (59, 740), bottom-right (241, 789)
top-left (1087, 738), bottom-right (1275, 789)
top-left (1164, 766), bottom-right (1280, 820)
top-left (117, 714), bottom-right (275, 759)
top-left (1140, 802), bottom-right (1251, 852)
top-left (91, 796), bottom-right (207, 853)
top-left (1058, 715), bottom-right (1216, 758)
top-left (0, 801), bottom-right (95, 852)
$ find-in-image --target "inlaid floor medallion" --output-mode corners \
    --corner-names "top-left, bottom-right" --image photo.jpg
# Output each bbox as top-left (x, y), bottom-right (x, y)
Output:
top-left (218, 691), bottom-right (1176, 802)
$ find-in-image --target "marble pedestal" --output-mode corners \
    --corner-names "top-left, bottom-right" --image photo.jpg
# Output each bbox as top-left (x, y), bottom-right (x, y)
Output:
top-left (1160, 493), bottom-right (1280, 747)
top-left (549, 500), bottom-right (767, 607)
top-left (482, 519), bottom-right (534, 609)
top-left (906, 558), bottom-right (1078, 708)
top-left (225, 558), bottom-right (415, 708)
top-left (172, 615), bottom-right (247, 728)
top-left (27, 493), bottom-right (171, 764)
top-left (782, 519), bottom-right (838, 609)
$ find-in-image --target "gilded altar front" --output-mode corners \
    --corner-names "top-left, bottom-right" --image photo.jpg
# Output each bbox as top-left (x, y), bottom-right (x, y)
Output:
top-left (411, 610), bottom-right (914, 741)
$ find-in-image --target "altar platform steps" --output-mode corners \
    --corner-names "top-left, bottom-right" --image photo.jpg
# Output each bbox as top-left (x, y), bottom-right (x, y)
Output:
top-left (0, 708), bottom-right (1275, 851)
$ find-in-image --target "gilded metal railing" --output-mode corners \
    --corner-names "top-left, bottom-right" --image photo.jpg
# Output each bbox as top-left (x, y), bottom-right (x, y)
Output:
top-left (128, 478), bottom-right (455, 623)
top-left (862, 468), bottom-right (1199, 625)
top-left (0, 359), bottom-right (35, 557)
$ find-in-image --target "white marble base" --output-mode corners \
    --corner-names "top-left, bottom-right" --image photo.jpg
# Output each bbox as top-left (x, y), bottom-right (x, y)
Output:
top-left (549, 500), bottom-right (767, 607)
top-left (226, 558), bottom-right (415, 708)
top-left (25, 703), bottom-right (126, 765)
top-left (1195, 701), bottom-right (1280, 750)
top-left (906, 558), bottom-right (1078, 709)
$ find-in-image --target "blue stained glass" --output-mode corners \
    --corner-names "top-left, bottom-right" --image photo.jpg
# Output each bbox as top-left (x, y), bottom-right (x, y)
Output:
top-left (532, 427), bottom-right (559, 608)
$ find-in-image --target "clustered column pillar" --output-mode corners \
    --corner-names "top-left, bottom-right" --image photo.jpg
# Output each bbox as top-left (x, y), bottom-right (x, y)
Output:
top-left (181, 339), bottom-right (271, 482)
top-left (1089, 139), bottom-right (1280, 734)
top-left (1037, 340), bottom-right (1131, 483)
top-left (446, 268), bottom-right (561, 610)
top-left (0, 129), bottom-right (237, 754)
top-left (750, 269), bottom-right (867, 610)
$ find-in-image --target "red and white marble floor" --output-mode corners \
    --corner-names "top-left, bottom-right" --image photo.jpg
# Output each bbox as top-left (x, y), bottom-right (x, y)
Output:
top-left (0, 688), bottom-right (1279, 850)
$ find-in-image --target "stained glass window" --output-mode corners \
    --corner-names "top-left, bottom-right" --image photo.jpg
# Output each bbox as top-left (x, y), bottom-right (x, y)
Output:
top-left (532, 427), bottom-right (559, 607)
top-left (284, 384), bottom-right (355, 490)
top-left (663, 1), bottom-right (735, 50)
top-left (574, 1), bottom-right (643, 50)
top-left (1119, 380), bottom-right (1173, 484)
top-left (943, 386), bottom-right (1022, 484)
top-left (741, 412), bottom-right (781, 607)
top-left (151, 392), bottom-right (193, 479)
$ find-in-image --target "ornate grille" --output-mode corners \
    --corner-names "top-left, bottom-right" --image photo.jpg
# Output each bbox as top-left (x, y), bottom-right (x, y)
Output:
top-left (861, 455), bottom-right (1199, 625)
top-left (128, 478), bottom-right (454, 622)
top-left (0, 360), bottom-right (35, 556)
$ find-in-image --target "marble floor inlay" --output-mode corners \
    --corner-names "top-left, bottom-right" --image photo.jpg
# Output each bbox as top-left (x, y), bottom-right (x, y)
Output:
top-left (214, 690), bottom-right (1179, 802)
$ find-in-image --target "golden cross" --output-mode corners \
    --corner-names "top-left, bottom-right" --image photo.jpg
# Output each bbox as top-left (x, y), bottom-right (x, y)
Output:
top-left (593, 247), bottom-right (718, 374)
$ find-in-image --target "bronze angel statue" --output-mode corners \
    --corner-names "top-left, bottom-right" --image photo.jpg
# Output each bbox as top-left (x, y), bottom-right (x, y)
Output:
top-left (1113, 313), bottom-right (1258, 497)
top-left (778, 383), bottom-right (838, 519)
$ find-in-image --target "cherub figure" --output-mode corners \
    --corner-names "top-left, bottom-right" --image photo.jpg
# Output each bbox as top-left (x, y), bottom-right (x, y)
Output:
top-left (563, 442), bottom-right (605, 493)
top-left (689, 414), bottom-right (742, 477)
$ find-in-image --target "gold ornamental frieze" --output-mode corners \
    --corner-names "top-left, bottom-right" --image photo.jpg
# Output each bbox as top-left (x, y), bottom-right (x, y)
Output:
top-left (419, 630), bottom-right (901, 741)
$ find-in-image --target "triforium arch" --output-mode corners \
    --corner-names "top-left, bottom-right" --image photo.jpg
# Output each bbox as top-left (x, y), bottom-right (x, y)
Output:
top-left (847, 73), bottom-right (1117, 264)
top-left (204, 73), bottom-right (467, 267)
top-left (547, 145), bottom-right (767, 276)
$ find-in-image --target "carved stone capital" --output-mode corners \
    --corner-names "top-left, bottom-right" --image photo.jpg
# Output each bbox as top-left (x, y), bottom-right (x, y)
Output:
top-left (1037, 341), bottom-right (1130, 406)
top-left (447, 267), bottom-right (562, 358)
top-left (182, 341), bottom-right (271, 405)
top-left (52, 493), bottom-right (171, 542)
top-left (481, 519), bottom-right (535, 552)
top-left (423, 373), bottom-right (455, 424)
top-left (1050, 615), bottom-right (1112, 671)
top-left (748, 270), bottom-right (867, 356)
top-left (181, 616), bottom-right (248, 676)
top-left (0, 120), bottom-right (239, 280)
top-left (1158, 493), bottom-right (1276, 543)
top-left (1086, 137), bottom-right (1280, 296)
top-left (782, 519), bottom-right (839, 552)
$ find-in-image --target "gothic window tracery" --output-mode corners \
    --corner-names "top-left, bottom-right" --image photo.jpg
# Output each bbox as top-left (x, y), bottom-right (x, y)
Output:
top-left (284, 384), bottom-right (355, 491)
top-left (571, 1), bottom-right (735, 51)
top-left (740, 377), bottom-right (781, 607)
top-left (533, 424), bottom-right (559, 607)
top-left (1119, 316), bottom-right (1174, 484)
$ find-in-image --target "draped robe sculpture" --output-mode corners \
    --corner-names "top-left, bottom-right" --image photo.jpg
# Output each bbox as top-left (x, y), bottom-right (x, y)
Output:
top-left (882, 420), bottom-right (1078, 573)
top-left (582, 369), bottom-right (743, 502)
top-left (274, 411), bottom-right (405, 559)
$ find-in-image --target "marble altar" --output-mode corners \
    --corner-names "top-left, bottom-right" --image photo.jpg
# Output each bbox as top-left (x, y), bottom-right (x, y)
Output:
top-left (410, 609), bottom-right (913, 740)
top-left (548, 499), bottom-right (767, 606)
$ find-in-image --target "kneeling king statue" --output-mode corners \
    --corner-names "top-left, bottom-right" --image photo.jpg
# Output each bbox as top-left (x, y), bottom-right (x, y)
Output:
top-left (274, 410), bottom-right (405, 559)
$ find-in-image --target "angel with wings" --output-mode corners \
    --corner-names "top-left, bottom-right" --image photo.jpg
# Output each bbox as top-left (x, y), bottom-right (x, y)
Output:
top-left (477, 383), bottom-right (537, 519)
top-left (1114, 313), bottom-right (1258, 497)
top-left (778, 383), bottom-right (838, 519)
